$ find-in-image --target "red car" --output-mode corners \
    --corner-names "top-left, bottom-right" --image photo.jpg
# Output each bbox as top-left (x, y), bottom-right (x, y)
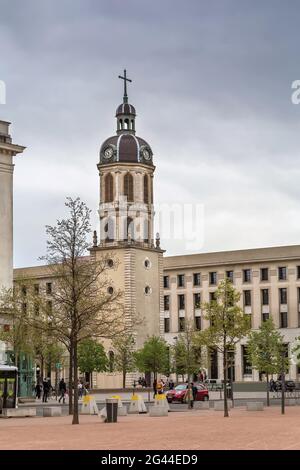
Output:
top-left (166, 383), bottom-right (209, 403)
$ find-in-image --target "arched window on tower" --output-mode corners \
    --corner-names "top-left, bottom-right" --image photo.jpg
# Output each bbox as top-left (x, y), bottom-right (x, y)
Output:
top-left (126, 217), bottom-right (135, 241)
top-left (124, 118), bottom-right (129, 130)
top-left (131, 120), bottom-right (135, 131)
top-left (144, 174), bottom-right (149, 204)
top-left (143, 218), bottom-right (149, 243)
top-left (124, 173), bottom-right (134, 202)
top-left (103, 216), bottom-right (115, 242)
top-left (119, 119), bottom-right (123, 130)
top-left (104, 173), bottom-right (114, 203)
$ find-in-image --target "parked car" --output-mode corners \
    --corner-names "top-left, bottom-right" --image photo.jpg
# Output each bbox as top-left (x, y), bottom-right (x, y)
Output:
top-left (166, 383), bottom-right (209, 403)
top-left (275, 380), bottom-right (296, 392)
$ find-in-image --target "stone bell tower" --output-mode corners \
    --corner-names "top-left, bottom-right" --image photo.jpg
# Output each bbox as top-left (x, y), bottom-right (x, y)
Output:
top-left (0, 121), bottom-right (25, 290)
top-left (90, 71), bottom-right (164, 387)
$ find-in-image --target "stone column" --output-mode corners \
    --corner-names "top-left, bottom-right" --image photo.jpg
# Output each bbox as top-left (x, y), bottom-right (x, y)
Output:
top-left (0, 121), bottom-right (25, 289)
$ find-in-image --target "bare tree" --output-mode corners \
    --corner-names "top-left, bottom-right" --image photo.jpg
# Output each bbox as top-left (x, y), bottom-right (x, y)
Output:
top-left (1, 198), bottom-right (125, 425)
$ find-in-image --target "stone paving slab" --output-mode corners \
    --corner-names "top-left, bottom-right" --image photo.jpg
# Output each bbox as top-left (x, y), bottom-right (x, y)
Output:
top-left (1, 407), bottom-right (300, 450)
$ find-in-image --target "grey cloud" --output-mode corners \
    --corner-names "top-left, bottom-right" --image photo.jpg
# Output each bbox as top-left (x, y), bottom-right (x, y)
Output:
top-left (1, 0), bottom-right (300, 265)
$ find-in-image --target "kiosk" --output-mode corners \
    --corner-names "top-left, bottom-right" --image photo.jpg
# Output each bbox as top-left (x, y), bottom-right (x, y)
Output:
top-left (0, 365), bottom-right (18, 413)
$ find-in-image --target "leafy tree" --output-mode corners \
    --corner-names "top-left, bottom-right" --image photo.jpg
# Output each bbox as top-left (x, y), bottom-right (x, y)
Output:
top-left (172, 319), bottom-right (204, 408)
top-left (134, 336), bottom-right (169, 381)
top-left (247, 318), bottom-right (288, 406)
top-left (197, 278), bottom-right (251, 417)
top-left (78, 339), bottom-right (108, 387)
top-left (113, 334), bottom-right (136, 388)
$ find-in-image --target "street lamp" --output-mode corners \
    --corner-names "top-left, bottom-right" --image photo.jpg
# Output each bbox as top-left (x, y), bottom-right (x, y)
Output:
top-left (173, 337), bottom-right (178, 384)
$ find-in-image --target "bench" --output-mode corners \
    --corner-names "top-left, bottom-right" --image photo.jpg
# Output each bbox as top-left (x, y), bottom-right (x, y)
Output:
top-left (194, 401), bottom-right (210, 410)
top-left (246, 402), bottom-right (264, 411)
top-left (214, 401), bottom-right (232, 411)
top-left (0, 407), bottom-right (36, 418)
top-left (43, 407), bottom-right (62, 417)
top-left (149, 407), bottom-right (168, 417)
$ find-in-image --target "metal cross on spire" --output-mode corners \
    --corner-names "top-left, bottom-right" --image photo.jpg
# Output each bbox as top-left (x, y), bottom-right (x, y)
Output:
top-left (118, 69), bottom-right (132, 104)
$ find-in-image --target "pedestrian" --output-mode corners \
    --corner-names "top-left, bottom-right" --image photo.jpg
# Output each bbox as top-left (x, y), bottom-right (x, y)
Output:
top-left (35, 382), bottom-right (42, 399)
top-left (153, 378), bottom-right (157, 398)
top-left (58, 378), bottom-right (67, 404)
top-left (169, 379), bottom-right (174, 390)
top-left (78, 382), bottom-right (83, 398)
top-left (156, 379), bottom-right (164, 395)
top-left (42, 378), bottom-right (49, 403)
top-left (185, 384), bottom-right (194, 408)
top-left (270, 378), bottom-right (275, 392)
top-left (192, 382), bottom-right (198, 402)
top-left (199, 372), bottom-right (204, 382)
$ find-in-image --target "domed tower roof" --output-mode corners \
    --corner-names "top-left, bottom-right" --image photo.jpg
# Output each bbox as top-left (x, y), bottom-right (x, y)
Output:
top-left (99, 69), bottom-right (153, 166)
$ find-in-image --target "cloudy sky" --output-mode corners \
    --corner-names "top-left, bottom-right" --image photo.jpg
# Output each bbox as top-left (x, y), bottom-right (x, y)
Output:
top-left (2, 0), bottom-right (300, 267)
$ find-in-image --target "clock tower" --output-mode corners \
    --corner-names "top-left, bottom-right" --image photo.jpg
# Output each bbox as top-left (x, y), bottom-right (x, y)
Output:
top-left (90, 71), bottom-right (164, 387)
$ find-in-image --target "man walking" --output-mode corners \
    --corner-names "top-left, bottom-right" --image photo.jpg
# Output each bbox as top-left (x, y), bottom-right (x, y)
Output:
top-left (42, 378), bottom-right (49, 403)
top-left (58, 378), bottom-right (67, 404)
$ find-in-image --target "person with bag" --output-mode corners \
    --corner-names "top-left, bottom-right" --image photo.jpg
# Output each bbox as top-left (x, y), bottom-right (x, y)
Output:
top-left (58, 378), bottom-right (67, 404)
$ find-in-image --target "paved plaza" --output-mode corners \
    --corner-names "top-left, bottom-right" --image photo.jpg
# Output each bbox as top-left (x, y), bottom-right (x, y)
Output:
top-left (1, 406), bottom-right (300, 450)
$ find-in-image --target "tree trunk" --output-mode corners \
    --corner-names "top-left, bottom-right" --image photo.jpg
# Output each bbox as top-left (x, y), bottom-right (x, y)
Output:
top-left (266, 372), bottom-right (270, 407)
top-left (72, 338), bottom-right (79, 425)
top-left (123, 369), bottom-right (126, 389)
top-left (187, 379), bottom-right (192, 409)
top-left (41, 357), bottom-right (44, 382)
top-left (223, 348), bottom-right (229, 417)
top-left (68, 346), bottom-right (73, 415)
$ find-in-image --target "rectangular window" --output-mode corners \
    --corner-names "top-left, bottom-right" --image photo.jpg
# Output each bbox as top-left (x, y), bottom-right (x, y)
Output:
top-left (164, 317), bottom-right (170, 333)
top-left (177, 274), bottom-right (185, 288)
top-left (34, 284), bottom-right (40, 295)
top-left (279, 288), bottom-right (287, 304)
top-left (209, 272), bottom-right (217, 285)
top-left (244, 290), bottom-right (251, 307)
top-left (226, 271), bottom-right (234, 283)
top-left (209, 291), bottom-right (216, 302)
top-left (261, 289), bottom-right (269, 305)
top-left (242, 345), bottom-right (252, 375)
top-left (280, 312), bottom-right (288, 328)
top-left (243, 269), bottom-right (251, 283)
top-left (297, 266), bottom-right (300, 280)
top-left (195, 316), bottom-right (201, 330)
top-left (178, 294), bottom-right (185, 310)
top-left (163, 276), bottom-right (169, 289)
top-left (179, 317), bottom-right (185, 332)
top-left (164, 295), bottom-right (170, 311)
top-left (262, 312), bottom-right (269, 322)
top-left (278, 267), bottom-right (287, 281)
top-left (34, 302), bottom-right (39, 316)
top-left (261, 268), bottom-right (269, 282)
top-left (46, 282), bottom-right (52, 295)
top-left (194, 292), bottom-right (201, 308)
top-left (21, 286), bottom-right (27, 296)
top-left (193, 273), bottom-right (201, 286)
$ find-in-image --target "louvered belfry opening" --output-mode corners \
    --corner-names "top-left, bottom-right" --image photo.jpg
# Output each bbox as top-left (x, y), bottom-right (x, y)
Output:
top-left (124, 172), bottom-right (134, 202)
top-left (104, 173), bottom-right (114, 202)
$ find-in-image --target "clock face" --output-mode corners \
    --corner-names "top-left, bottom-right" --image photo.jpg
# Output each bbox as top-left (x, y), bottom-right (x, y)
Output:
top-left (104, 146), bottom-right (113, 159)
top-left (143, 148), bottom-right (151, 160)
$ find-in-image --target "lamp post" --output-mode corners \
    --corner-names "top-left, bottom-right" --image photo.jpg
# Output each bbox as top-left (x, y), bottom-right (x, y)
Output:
top-left (173, 336), bottom-right (178, 384)
top-left (281, 348), bottom-right (286, 415)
